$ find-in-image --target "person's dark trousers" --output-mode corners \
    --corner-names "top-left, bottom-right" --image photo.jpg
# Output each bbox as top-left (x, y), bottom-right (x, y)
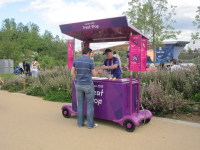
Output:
top-left (19, 68), bottom-right (24, 74)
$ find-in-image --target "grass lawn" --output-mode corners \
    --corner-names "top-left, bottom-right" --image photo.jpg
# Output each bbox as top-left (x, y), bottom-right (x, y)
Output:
top-left (0, 73), bottom-right (16, 82)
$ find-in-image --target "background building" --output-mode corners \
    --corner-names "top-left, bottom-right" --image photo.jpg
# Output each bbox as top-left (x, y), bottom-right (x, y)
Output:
top-left (92, 41), bottom-right (189, 63)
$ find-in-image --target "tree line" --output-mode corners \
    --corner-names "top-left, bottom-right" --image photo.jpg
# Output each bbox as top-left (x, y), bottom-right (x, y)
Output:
top-left (0, 18), bottom-right (68, 69)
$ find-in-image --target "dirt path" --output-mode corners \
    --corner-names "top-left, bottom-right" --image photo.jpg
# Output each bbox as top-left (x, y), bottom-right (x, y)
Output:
top-left (0, 90), bottom-right (200, 150)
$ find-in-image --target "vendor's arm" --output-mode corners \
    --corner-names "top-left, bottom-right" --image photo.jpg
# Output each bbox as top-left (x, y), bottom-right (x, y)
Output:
top-left (70, 67), bottom-right (76, 78)
top-left (91, 69), bottom-right (99, 77)
top-left (90, 60), bottom-right (99, 77)
top-left (100, 64), bottom-right (118, 70)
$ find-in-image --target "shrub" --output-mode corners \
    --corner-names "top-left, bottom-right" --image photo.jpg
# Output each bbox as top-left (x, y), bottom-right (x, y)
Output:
top-left (180, 105), bottom-right (194, 114)
top-left (190, 93), bottom-right (200, 102)
top-left (2, 65), bottom-right (200, 116)
top-left (43, 91), bottom-right (72, 102)
top-left (8, 85), bottom-right (23, 92)
top-left (23, 66), bottom-right (73, 102)
top-left (2, 77), bottom-right (23, 91)
top-left (141, 79), bottom-right (187, 116)
top-left (26, 85), bottom-right (45, 97)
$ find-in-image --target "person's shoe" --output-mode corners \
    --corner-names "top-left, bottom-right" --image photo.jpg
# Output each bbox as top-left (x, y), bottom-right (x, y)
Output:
top-left (78, 123), bottom-right (86, 127)
top-left (88, 124), bottom-right (98, 129)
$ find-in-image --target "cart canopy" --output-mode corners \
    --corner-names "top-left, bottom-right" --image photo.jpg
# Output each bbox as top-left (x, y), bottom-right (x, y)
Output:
top-left (59, 16), bottom-right (148, 43)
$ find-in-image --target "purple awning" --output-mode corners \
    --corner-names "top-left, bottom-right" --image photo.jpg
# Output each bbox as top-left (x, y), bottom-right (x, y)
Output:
top-left (59, 16), bottom-right (148, 43)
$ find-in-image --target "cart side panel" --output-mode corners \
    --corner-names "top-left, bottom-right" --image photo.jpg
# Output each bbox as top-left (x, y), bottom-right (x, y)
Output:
top-left (72, 79), bottom-right (137, 121)
top-left (92, 81), bottom-right (125, 120)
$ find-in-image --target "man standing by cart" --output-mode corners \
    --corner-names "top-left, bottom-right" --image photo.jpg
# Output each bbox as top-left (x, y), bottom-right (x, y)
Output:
top-left (98, 49), bottom-right (122, 78)
top-left (71, 47), bottom-right (100, 129)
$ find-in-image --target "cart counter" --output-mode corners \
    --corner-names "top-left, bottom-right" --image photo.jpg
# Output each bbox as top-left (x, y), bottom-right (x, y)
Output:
top-left (72, 77), bottom-right (139, 121)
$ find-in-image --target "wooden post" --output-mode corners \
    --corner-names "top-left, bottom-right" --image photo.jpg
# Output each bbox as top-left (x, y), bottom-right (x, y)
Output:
top-left (2, 77), bottom-right (4, 84)
top-left (23, 79), bottom-right (26, 90)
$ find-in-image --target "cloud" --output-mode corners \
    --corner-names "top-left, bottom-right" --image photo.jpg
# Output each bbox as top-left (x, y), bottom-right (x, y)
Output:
top-left (168, 0), bottom-right (199, 20)
top-left (19, 0), bottom-right (199, 50)
top-left (20, 0), bottom-right (130, 24)
top-left (0, 0), bottom-right (25, 8)
top-left (19, 0), bottom-right (131, 51)
top-left (175, 29), bottom-right (194, 41)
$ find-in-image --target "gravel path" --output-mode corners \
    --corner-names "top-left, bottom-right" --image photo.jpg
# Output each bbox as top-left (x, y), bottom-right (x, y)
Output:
top-left (0, 90), bottom-right (200, 150)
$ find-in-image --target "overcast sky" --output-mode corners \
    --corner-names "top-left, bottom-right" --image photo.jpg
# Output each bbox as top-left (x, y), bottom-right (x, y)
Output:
top-left (0, 0), bottom-right (199, 51)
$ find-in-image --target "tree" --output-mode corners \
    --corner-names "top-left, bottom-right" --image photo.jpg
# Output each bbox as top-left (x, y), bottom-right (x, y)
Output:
top-left (0, 18), bottom-right (70, 68)
top-left (123, 0), bottom-right (181, 64)
top-left (119, 47), bottom-right (125, 51)
top-left (27, 22), bottom-right (40, 60)
top-left (191, 6), bottom-right (200, 42)
top-left (0, 18), bottom-right (18, 59)
top-left (198, 48), bottom-right (200, 53)
top-left (188, 47), bottom-right (193, 54)
top-left (182, 48), bottom-right (186, 52)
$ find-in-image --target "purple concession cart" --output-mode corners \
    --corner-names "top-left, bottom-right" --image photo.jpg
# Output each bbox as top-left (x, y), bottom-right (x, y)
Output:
top-left (59, 16), bottom-right (153, 132)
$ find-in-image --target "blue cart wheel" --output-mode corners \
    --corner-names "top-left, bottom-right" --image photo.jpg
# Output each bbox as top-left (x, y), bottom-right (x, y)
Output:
top-left (123, 120), bottom-right (135, 132)
top-left (62, 108), bottom-right (71, 118)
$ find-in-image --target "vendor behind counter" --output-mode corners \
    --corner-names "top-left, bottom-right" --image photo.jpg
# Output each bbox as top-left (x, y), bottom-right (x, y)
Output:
top-left (98, 49), bottom-right (122, 78)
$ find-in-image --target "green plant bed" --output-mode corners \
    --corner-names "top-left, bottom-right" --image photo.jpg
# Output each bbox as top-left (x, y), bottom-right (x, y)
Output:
top-left (189, 93), bottom-right (200, 102)
top-left (8, 85), bottom-right (23, 92)
top-left (26, 86), bottom-right (45, 97)
top-left (180, 105), bottom-right (195, 114)
top-left (43, 91), bottom-right (72, 102)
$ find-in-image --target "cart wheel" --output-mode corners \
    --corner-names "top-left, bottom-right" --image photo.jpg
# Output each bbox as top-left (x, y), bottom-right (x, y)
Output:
top-left (123, 120), bottom-right (135, 132)
top-left (141, 118), bottom-right (151, 124)
top-left (62, 108), bottom-right (71, 118)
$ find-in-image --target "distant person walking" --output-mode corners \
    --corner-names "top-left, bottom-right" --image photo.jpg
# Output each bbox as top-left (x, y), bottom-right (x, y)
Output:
top-left (127, 50), bottom-right (129, 65)
top-left (160, 62), bottom-right (165, 70)
top-left (171, 60), bottom-right (182, 72)
top-left (23, 61), bottom-right (31, 76)
top-left (0, 77), bottom-right (4, 89)
top-left (146, 63), bottom-right (157, 73)
top-left (113, 51), bottom-right (122, 72)
top-left (31, 58), bottom-right (40, 77)
top-left (19, 61), bottom-right (24, 75)
top-left (0, 77), bottom-right (4, 84)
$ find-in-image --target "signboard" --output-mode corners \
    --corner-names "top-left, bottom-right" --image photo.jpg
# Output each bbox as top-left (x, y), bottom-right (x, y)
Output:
top-left (156, 44), bottom-right (174, 63)
top-left (147, 44), bottom-right (174, 63)
top-left (68, 39), bottom-right (74, 69)
top-left (141, 38), bottom-right (148, 71)
top-left (129, 35), bottom-right (142, 71)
